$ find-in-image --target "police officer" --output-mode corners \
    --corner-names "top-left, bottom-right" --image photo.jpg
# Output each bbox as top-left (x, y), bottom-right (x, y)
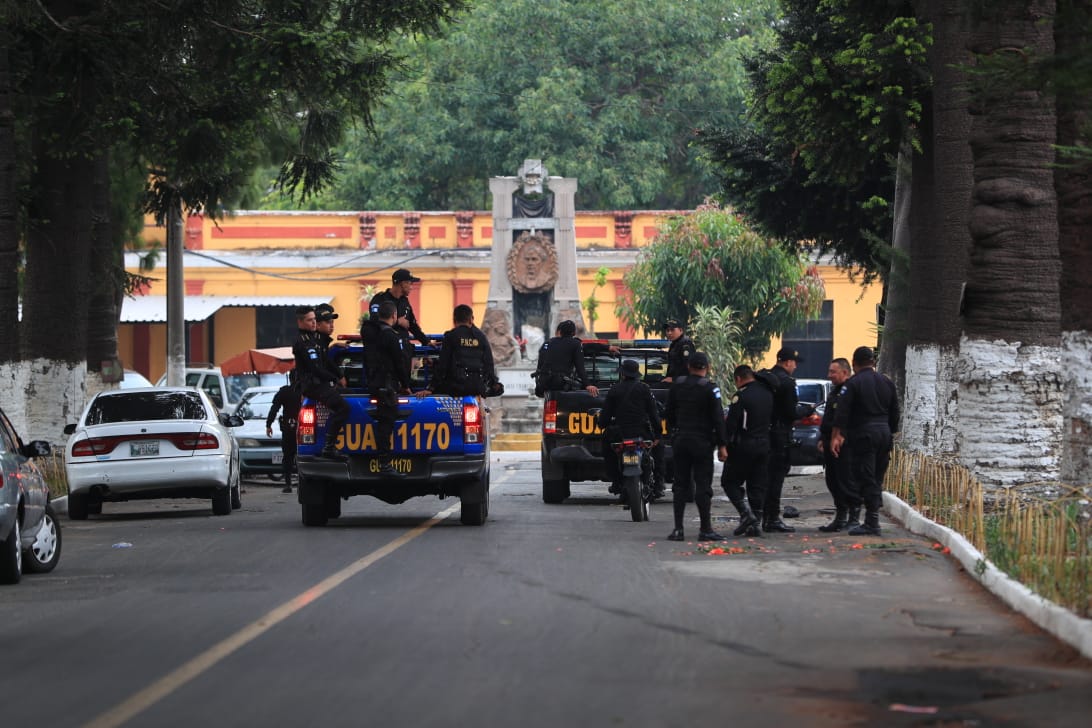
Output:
top-left (720, 364), bottom-right (773, 537)
top-left (535, 320), bottom-right (599, 397)
top-left (361, 300), bottom-right (412, 476)
top-left (292, 303), bottom-right (351, 460)
top-left (369, 269), bottom-right (435, 365)
top-left (662, 319), bottom-right (695, 383)
top-left (762, 346), bottom-right (801, 533)
top-left (266, 369), bottom-right (301, 493)
top-left (419, 304), bottom-right (500, 397)
top-left (817, 357), bottom-right (856, 531)
top-left (664, 352), bottom-right (728, 542)
top-left (831, 346), bottom-right (900, 536)
top-left (598, 359), bottom-right (661, 499)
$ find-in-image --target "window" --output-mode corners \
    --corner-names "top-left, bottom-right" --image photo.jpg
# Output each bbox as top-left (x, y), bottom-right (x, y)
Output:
top-left (781, 300), bottom-right (833, 380)
top-left (86, 392), bottom-right (208, 424)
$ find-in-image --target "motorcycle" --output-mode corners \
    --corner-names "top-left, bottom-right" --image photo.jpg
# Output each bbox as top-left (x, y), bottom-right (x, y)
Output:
top-left (611, 438), bottom-right (655, 522)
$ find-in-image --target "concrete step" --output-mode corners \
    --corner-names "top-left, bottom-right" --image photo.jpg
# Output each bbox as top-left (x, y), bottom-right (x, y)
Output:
top-left (490, 433), bottom-right (542, 451)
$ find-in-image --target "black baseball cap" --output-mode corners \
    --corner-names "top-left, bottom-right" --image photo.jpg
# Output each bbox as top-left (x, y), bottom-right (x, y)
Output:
top-left (776, 346), bottom-right (803, 362)
top-left (852, 345), bottom-right (876, 364)
top-left (620, 359), bottom-right (640, 379)
top-left (663, 319), bottom-right (682, 331)
top-left (689, 351), bottom-right (710, 369)
top-left (392, 268), bottom-right (421, 283)
top-left (314, 303), bottom-right (338, 321)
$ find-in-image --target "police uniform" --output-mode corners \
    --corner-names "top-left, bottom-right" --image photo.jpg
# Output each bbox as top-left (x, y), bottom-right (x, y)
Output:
top-left (434, 323), bottom-right (497, 397)
top-left (535, 335), bottom-right (590, 392)
top-left (266, 381), bottom-right (301, 491)
top-left (763, 357), bottom-right (799, 532)
top-left (599, 362), bottom-right (660, 493)
top-left (720, 376), bottom-right (773, 536)
top-left (665, 333), bottom-right (696, 381)
top-left (818, 381), bottom-right (856, 531)
top-left (665, 355), bottom-right (728, 541)
top-left (832, 353), bottom-right (900, 535)
top-left (370, 287), bottom-right (428, 367)
top-left (362, 317), bottom-right (412, 468)
top-left (292, 323), bottom-right (350, 458)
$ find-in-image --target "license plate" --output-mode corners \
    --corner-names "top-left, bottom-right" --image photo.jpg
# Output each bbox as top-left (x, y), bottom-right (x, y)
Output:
top-left (131, 440), bottom-right (159, 457)
top-left (368, 457), bottom-right (416, 476)
top-left (272, 453), bottom-right (283, 464)
top-left (622, 452), bottom-right (640, 466)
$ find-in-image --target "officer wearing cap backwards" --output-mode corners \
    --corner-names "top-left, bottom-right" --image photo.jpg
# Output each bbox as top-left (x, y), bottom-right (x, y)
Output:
top-left (664, 351), bottom-right (728, 542)
top-left (831, 346), bottom-right (900, 536)
top-left (762, 346), bottom-right (802, 533)
top-left (598, 359), bottom-right (660, 499)
top-left (293, 303), bottom-right (351, 460)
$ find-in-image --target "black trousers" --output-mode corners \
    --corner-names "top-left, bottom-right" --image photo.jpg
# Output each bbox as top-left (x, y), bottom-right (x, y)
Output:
top-left (764, 426), bottom-right (792, 518)
top-left (369, 388), bottom-right (399, 459)
top-left (821, 438), bottom-right (853, 510)
top-left (721, 438), bottom-right (769, 513)
top-left (304, 380), bottom-right (350, 450)
top-left (847, 426), bottom-right (892, 512)
top-left (672, 436), bottom-right (714, 512)
top-left (279, 426), bottom-right (298, 482)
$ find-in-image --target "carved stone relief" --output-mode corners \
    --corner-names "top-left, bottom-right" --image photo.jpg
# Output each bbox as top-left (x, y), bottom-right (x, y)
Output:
top-left (506, 232), bottom-right (559, 294)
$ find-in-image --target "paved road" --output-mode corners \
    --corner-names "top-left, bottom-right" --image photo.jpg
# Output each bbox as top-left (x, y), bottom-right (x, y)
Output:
top-left (3, 453), bottom-right (1091, 727)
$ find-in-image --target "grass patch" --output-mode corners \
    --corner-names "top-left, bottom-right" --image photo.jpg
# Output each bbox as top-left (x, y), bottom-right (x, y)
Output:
top-left (38, 450), bottom-right (69, 500)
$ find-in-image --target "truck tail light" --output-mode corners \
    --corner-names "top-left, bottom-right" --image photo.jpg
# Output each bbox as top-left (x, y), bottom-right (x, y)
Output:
top-left (464, 402), bottom-right (482, 444)
top-left (543, 399), bottom-right (557, 434)
top-left (298, 405), bottom-right (317, 445)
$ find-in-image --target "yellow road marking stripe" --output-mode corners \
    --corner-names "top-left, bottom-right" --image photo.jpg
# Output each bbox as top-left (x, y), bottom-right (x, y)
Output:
top-left (81, 501), bottom-right (463, 728)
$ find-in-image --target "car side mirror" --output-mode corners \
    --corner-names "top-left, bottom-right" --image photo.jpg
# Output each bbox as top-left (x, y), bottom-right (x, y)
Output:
top-left (63, 423), bottom-right (76, 435)
top-left (21, 440), bottom-right (52, 458)
top-left (220, 414), bottom-right (245, 428)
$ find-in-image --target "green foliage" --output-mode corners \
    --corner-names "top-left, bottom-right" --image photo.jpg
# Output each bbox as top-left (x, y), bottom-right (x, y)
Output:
top-left (618, 201), bottom-right (825, 359)
top-left (689, 304), bottom-right (745, 393)
top-left (697, 0), bottom-right (932, 278)
top-left (278, 0), bottom-right (781, 211)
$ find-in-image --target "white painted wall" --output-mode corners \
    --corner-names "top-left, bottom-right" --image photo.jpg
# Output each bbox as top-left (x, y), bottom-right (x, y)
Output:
top-left (902, 344), bottom-right (960, 457)
top-left (1061, 331), bottom-right (1092, 485)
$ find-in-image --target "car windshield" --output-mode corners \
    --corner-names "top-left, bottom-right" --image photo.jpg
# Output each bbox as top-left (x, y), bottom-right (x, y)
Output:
top-left (85, 391), bottom-right (207, 424)
top-left (226, 374), bottom-right (262, 404)
top-left (236, 391), bottom-right (277, 420)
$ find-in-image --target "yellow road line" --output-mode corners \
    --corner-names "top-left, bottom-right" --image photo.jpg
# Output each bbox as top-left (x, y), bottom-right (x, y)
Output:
top-left (82, 501), bottom-right (463, 728)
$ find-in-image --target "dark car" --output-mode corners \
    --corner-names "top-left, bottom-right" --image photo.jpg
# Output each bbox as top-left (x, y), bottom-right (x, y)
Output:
top-left (0, 406), bottom-right (62, 585)
top-left (790, 379), bottom-right (831, 468)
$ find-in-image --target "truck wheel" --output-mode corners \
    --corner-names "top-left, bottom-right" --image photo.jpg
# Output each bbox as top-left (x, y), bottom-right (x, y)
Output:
top-left (542, 479), bottom-right (570, 504)
top-left (624, 475), bottom-right (647, 522)
top-left (68, 492), bottom-right (89, 521)
top-left (460, 472), bottom-right (489, 526)
top-left (325, 491), bottom-right (342, 519)
top-left (302, 503), bottom-right (329, 527)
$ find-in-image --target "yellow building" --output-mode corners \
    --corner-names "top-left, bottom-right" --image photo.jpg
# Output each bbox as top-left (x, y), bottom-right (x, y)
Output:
top-left (121, 209), bottom-right (881, 381)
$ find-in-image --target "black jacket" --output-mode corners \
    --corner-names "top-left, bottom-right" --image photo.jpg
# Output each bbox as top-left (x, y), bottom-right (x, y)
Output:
top-left (832, 367), bottom-right (900, 434)
top-left (362, 319), bottom-right (411, 393)
top-left (369, 289), bottom-right (428, 343)
top-left (292, 329), bottom-right (337, 389)
top-left (725, 379), bottom-right (773, 444)
top-left (266, 384), bottom-right (301, 432)
top-left (666, 335), bottom-right (695, 380)
top-left (434, 323), bottom-right (496, 396)
top-left (600, 378), bottom-right (660, 438)
top-left (665, 375), bottom-right (728, 446)
top-left (765, 364), bottom-right (798, 430)
top-left (536, 335), bottom-right (590, 389)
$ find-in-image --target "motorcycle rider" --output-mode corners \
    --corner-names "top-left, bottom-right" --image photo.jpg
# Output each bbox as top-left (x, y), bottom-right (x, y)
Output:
top-left (598, 359), bottom-right (661, 500)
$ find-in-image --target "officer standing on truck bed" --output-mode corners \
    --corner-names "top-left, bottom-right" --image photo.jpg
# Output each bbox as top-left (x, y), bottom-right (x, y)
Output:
top-left (662, 319), bottom-right (695, 383)
top-left (535, 320), bottom-right (599, 397)
top-left (370, 269), bottom-right (435, 366)
top-left (293, 304), bottom-right (351, 460)
top-left (598, 359), bottom-right (661, 498)
top-left (720, 364), bottom-right (773, 537)
top-left (665, 351), bottom-right (728, 542)
top-left (831, 346), bottom-right (900, 536)
top-left (362, 300), bottom-right (412, 476)
top-left (419, 304), bottom-right (502, 398)
top-left (266, 369), bottom-right (302, 493)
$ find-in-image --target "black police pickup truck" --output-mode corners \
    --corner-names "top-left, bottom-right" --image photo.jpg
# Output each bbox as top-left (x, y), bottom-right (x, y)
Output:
top-left (539, 339), bottom-right (672, 503)
top-left (296, 337), bottom-right (490, 527)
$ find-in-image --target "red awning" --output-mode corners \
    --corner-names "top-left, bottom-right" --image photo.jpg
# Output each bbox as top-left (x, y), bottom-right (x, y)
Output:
top-left (219, 347), bottom-right (295, 376)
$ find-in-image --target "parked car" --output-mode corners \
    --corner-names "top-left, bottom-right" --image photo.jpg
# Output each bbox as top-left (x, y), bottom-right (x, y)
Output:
top-left (231, 386), bottom-right (285, 478)
top-left (791, 379), bottom-right (832, 467)
top-left (121, 369), bottom-right (153, 389)
top-left (0, 405), bottom-right (62, 585)
top-left (63, 387), bottom-right (244, 519)
top-left (156, 366), bottom-right (289, 414)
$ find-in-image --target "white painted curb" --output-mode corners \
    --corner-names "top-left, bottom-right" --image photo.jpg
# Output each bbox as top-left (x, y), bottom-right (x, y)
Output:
top-left (884, 492), bottom-right (1092, 661)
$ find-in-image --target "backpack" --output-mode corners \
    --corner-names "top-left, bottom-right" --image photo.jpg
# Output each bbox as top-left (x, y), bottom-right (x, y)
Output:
top-left (755, 369), bottom-right (781, 394)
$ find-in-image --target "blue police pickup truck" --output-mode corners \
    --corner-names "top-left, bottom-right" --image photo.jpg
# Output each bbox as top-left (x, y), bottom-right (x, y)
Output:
top-left (295, 338), bottom-right (489, 527)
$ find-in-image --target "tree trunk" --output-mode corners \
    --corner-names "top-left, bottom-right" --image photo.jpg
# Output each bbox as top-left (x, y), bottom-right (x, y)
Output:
top-left (1055, 0), bottom-right (1092, 484)
top-left (0, 29), bottom-right (18, 364)
top-left (85, 151), bottom-right (121, 395)
top-left (961, 0), bottom-right (1064, 486)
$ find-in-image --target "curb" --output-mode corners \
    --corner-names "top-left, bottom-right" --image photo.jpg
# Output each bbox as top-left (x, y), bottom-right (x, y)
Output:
top-left (884, 491), bottom-right (1092, 661)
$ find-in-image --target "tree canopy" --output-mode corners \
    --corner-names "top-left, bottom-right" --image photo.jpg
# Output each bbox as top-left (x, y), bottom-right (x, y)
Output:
top-left (618, 201), bottom-right (825, 360)
top-left (268, 0), bottom-right (780, 212)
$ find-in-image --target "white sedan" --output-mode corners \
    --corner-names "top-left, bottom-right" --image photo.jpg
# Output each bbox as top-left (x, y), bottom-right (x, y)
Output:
top-left (64, 388), bottom-right (243, 519)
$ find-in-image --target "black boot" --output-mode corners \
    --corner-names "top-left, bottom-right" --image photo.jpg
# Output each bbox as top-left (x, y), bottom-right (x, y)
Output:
top-left (763, 516), bottom-right (796, 533)
top-left (848, 510), bottom-right (881, 536)
top-left (845, 506), bottom-right (861, 529)
top-left (818, 508), bottom-right (848, 532)
top-left (321, 445), bottom-right (347, 461)
top-left (731, 499), bottom-right (760, 537)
